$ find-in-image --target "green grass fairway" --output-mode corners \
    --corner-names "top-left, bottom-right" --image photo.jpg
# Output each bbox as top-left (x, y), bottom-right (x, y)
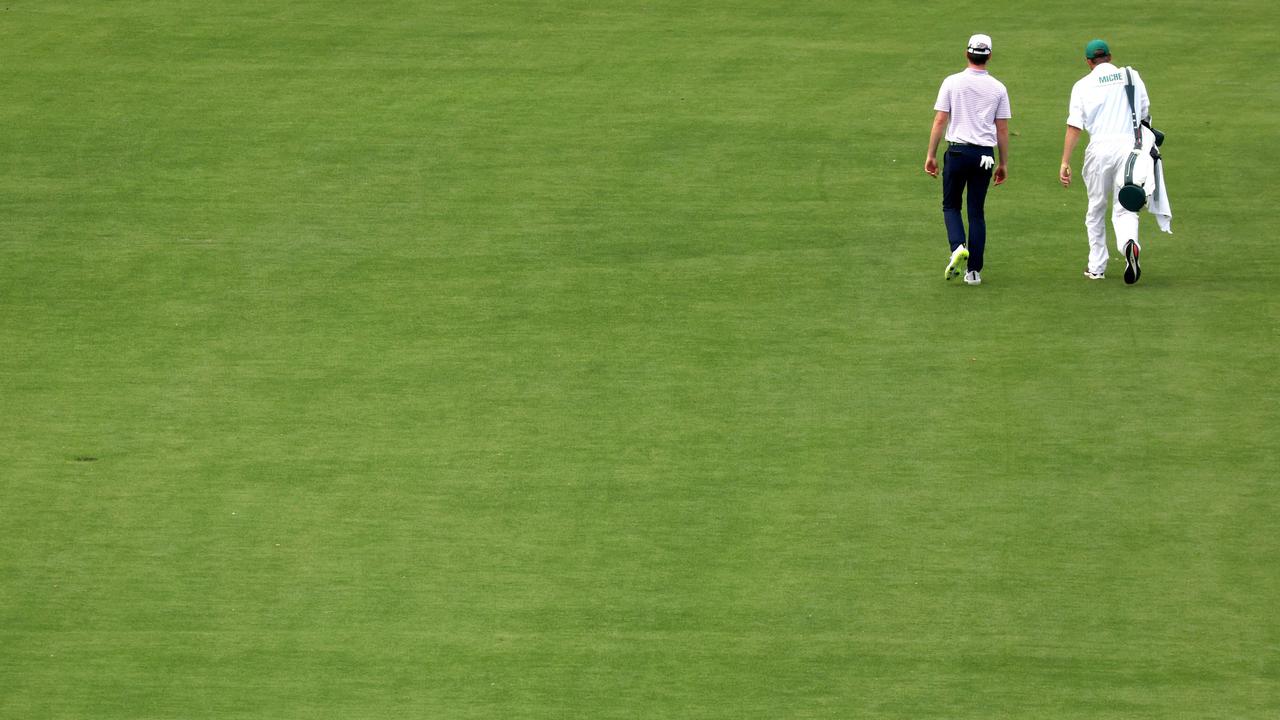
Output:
top-left (2, 1), bottom-right (1277, 717)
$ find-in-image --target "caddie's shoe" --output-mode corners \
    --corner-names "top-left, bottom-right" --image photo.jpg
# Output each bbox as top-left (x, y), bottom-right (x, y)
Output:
top-left (1123, 241), bottom-right (1141, 284)
top-left (964, 270), bottom-right (982, 285)
top-left (945, 246), bottom-right (968, 281)
top-left (1083, 269), bottom-right (1105, 280)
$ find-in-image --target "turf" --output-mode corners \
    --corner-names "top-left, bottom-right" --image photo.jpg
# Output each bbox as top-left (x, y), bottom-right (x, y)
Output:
top-left (1, 1), bottom-right (1277, 718)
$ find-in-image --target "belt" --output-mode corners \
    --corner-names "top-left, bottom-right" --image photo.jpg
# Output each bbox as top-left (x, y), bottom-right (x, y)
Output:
top-left (948, 141), bottom-right (993, 149)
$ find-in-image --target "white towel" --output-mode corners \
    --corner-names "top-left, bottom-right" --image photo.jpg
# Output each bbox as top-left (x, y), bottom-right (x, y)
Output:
top-left (1135, 126), bottom-right (1172, 233)
top-left (1146, 152), bottom-right (1172, 233)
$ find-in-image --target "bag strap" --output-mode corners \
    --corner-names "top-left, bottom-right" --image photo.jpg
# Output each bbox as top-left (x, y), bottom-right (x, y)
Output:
top-left (1123, 151), bottom-right (1140, 186)
top-left (1124, 68), bottom-right (1142, 150)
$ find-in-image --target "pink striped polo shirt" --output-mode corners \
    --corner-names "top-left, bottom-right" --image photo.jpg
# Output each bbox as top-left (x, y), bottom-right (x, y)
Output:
top-left (934, 68), bottom-right (1011, 148)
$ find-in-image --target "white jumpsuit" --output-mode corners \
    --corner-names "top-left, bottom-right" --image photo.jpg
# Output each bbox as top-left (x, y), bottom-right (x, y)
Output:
top-left (1068, 63), bottom-right (1170, 275)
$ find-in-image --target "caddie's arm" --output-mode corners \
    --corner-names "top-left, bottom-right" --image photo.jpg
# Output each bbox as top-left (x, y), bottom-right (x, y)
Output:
top-left (1059, 125), bottom-right (1083, 187)
top-left (925, 111), bottom-right (948, 178)
top-left (994, 118), bottom-right (1009, 185)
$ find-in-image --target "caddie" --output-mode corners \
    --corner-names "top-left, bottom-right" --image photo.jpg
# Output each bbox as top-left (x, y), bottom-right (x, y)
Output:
top-left (1059, 39), bottom-right (1172, 284)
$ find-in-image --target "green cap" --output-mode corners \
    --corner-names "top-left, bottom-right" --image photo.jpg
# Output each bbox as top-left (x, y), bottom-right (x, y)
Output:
top-left (1085, 39), bottom-right (1110, 59)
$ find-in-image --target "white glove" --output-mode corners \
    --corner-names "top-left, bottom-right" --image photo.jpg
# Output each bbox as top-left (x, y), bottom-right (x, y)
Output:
top-left (979, 155), bottom-right (995, 170)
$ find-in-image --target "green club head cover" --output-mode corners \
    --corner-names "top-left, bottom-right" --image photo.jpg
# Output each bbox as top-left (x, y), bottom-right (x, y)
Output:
top-left (1118, 184), bottom-right (1147, 211)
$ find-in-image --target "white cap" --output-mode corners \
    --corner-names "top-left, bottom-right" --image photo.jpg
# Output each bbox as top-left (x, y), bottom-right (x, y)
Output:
top-left (967, 33), bottom-right (993, 55)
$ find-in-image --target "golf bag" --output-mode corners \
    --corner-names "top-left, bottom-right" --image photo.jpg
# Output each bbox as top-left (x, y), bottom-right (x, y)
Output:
top-left (1118, 68), bottom-right (1166, 212)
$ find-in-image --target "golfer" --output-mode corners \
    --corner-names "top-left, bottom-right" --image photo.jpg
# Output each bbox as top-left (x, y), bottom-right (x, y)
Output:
top-left (1059, 39), bottom-right (1170, 284)
top-left (925, 33), bottom-right (1011, 286)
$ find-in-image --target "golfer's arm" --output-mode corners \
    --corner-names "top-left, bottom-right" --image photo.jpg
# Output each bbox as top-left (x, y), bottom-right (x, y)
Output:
top-left (927, 111), bottom-right (948, 159)
top-left (1061, 125), bottom-right (1083, 166)
top-left (995, 118), bottom-right (1009, 167)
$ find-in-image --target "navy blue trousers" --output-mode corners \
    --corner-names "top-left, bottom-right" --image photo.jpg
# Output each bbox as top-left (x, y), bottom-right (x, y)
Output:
top-left (941, 144), bottom-right (994, 272)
